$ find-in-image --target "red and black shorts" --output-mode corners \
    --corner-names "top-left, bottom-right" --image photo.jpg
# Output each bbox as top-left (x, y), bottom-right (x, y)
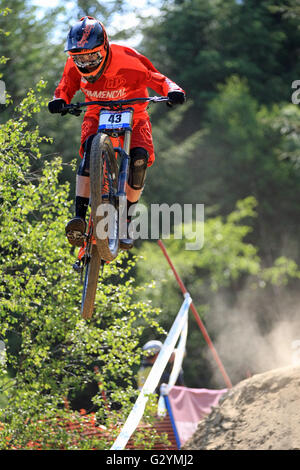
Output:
top-left (79, 115), bottom-right (155, 167)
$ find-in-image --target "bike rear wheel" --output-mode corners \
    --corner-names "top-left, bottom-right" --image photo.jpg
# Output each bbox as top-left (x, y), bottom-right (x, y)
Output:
top-left (81, 243), bottom-right (102, 319)
top-left (90, 133), bottom-right (119, 262)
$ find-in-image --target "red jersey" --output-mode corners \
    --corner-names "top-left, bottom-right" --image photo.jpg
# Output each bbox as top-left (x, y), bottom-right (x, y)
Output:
top-left (54, 44), bottom-right (184, 163)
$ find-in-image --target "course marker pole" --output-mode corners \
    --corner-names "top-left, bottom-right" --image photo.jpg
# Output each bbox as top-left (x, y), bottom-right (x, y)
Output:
top-left (157, 239), bottom-right (232, 389)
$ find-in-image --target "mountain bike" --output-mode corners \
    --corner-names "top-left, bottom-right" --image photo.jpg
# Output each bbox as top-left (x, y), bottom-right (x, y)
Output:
top-left (63, 96), bottom-right (169, 319)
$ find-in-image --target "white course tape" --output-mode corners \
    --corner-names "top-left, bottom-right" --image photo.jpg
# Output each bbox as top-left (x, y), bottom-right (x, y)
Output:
top-left (157, 315), bottom-right (188, 417)
top-left (167, 314), bottom-right (188, 391)
top-left (110, 293), bottom-right (192, 450)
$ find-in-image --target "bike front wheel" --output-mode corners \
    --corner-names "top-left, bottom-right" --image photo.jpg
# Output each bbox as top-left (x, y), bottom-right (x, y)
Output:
top-left (90, 133), bottom-right (119, 262)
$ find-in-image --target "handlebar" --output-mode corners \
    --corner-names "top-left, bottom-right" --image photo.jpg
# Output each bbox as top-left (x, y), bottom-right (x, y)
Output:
top-left (62, 96), bottom-right (170, 115)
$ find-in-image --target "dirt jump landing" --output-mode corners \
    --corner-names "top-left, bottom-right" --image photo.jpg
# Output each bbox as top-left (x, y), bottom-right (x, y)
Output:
top-left (183, 365), bottom-right (300, 450)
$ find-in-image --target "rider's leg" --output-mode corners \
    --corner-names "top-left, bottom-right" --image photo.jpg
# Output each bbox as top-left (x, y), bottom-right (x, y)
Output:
top-left (124, 117), bottom-right (154, 215)
top-left (127, 146), bottom-right (149, 218)
top-left (65, 135), bottom-right (95, 246)
top-left (120, 147), bottom-right (149, 250)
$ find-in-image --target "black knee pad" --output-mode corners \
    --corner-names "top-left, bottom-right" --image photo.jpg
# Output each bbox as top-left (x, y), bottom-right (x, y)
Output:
top-left (128, 147), bottom-right (149, 190)
top-left (77, 134), bottom-right (96, 176)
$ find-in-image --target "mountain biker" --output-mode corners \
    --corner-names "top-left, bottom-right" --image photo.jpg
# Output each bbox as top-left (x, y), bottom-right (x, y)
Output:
top-left (48, 16), bottom-right (186, 249)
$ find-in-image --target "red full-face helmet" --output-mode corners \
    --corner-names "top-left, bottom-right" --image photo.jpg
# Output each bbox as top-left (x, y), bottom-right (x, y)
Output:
top-left (65, 16), bottom-right (110, 83)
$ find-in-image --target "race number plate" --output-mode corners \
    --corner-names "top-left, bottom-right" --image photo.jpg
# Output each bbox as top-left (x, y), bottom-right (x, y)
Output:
top-left (98, 109), bottom-right (132, 131)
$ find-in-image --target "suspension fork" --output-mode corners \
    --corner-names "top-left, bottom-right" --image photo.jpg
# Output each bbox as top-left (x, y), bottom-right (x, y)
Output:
top-left (114, 145), bottom-right (130, 238)
top-left (115, 108), bottom-right (133, 198)
top-left (114, 109), bottom-right (133, 236)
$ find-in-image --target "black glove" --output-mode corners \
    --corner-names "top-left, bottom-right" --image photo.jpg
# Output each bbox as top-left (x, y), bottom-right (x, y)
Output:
top-left (167, 91), bottom-right (186, 106)
top-left (48, 98), bottom-right (67, 115)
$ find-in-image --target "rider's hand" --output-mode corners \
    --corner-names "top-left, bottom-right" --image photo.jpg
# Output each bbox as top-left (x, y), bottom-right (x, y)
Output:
top-left (167, 91), bottom-right (186, 106)
top-left (48, 98), bottom-right (67, 115)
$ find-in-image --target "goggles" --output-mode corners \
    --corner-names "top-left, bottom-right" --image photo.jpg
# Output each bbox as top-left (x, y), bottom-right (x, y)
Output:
top-left (68, 43), bottom-right (109, 81)
top-left (68, 44), bottom-right (106, 68)
top-left (72, 51), bottom-right (103, 70)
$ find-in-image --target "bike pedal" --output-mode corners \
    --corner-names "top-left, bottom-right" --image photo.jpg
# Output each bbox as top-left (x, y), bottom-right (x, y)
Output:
top-left (73, 260), bottom-right (83, 273)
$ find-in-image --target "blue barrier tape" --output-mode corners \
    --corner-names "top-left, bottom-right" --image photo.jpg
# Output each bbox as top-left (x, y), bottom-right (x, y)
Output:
top-left (164, 394), bottom-right (181, 449)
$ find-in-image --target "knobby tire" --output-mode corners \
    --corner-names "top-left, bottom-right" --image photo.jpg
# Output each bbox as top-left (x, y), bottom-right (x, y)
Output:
top-left (90, 133), bottom-right (119, 262)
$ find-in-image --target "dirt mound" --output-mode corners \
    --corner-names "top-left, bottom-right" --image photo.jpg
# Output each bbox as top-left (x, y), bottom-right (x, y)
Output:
top-left (182, 365), bottom-right (300, 450)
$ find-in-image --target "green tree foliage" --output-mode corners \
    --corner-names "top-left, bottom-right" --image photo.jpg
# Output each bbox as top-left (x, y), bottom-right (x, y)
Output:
top-left (140, 0), bottom-right (300, 260)
top-left (144, 75), bottom-right (300, 266)
top-left (187, 77), bottom-right (300, 259)
top-left (141, 0), bottom-right (300, 106)
top-left (0, 83), bottom-right (164, 449)
top-left (75, 0), bottom-right (127, 20)
top-left (0, 0), bottom-right (83, 191)
top-left (142, 101), bottom-right (202, 206)
top-left (0, 0), bottom-right (65, 105)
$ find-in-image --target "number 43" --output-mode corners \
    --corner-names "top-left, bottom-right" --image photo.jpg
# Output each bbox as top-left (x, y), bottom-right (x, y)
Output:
top-left (108, 114), bottom-right (121, 123)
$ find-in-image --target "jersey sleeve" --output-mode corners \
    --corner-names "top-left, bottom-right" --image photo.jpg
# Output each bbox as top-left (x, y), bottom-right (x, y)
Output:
top-left (136, 50), bottom-right (185, 96)
top-left (53, 57), bottom-right (81, 103)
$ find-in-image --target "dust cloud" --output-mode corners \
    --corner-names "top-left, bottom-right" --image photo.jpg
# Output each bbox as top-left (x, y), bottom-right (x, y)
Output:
top-left (204, 284), bottom-right (300, 387)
